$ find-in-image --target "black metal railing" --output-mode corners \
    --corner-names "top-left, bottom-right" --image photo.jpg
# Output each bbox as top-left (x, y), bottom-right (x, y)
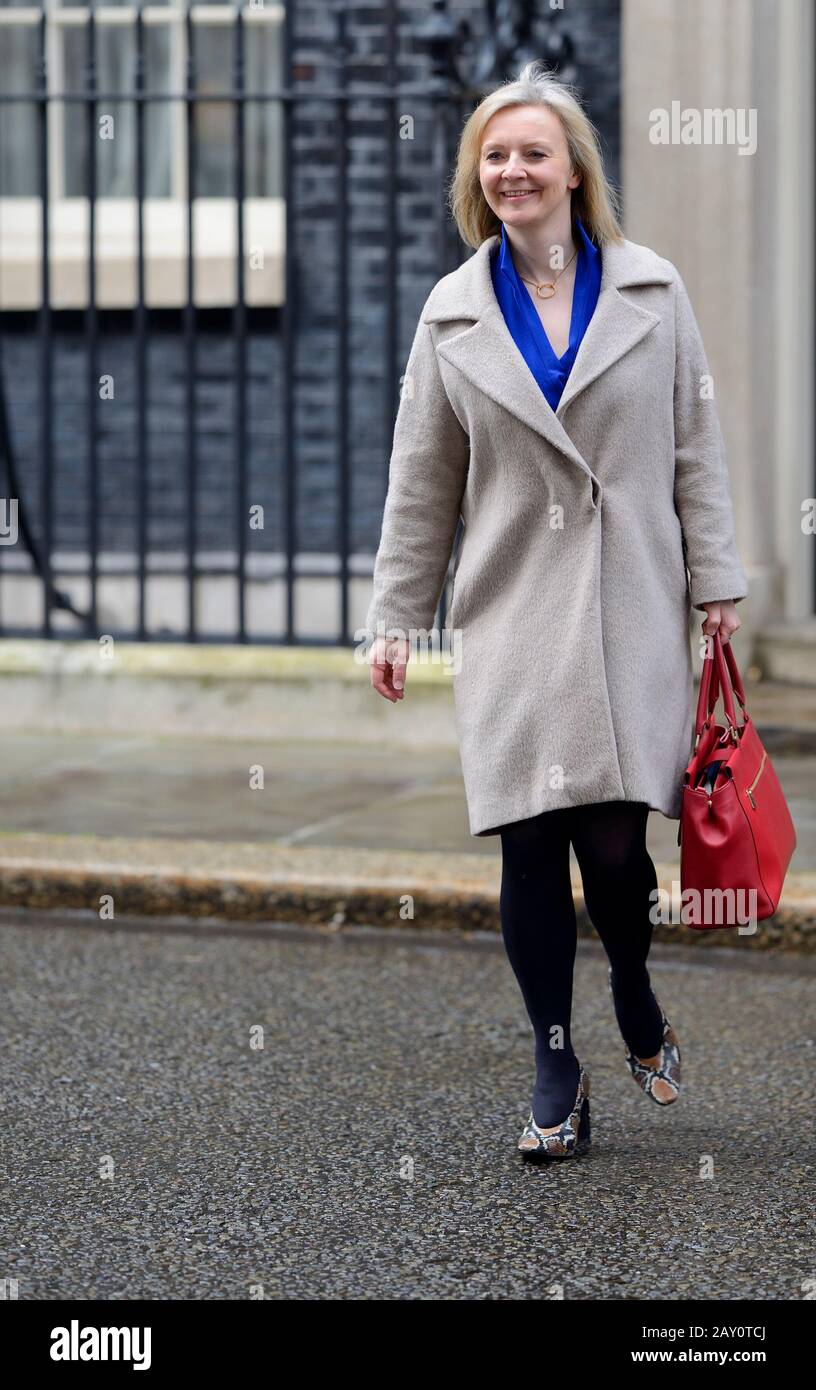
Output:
top-left (0, 0), bottom-right (580, 644)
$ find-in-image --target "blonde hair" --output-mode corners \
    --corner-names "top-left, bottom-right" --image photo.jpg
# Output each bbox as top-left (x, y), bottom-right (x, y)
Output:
top-left (447, 59), bottom-right (624, 251)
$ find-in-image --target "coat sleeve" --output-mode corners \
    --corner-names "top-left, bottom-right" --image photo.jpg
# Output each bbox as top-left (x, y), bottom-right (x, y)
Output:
top-left (672, 269), bottom-right (749, 611)
top-left (364, 308), bottom-right (470, 639)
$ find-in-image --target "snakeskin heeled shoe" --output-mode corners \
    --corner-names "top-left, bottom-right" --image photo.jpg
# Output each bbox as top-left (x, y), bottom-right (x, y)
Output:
top-left (607, 966), bottom-right (682, 1106)
top-left (517, 1063), bottom-right (591, 1161)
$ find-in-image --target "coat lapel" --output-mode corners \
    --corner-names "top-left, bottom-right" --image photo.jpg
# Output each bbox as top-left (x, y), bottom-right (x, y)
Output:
top-left (422, 233), bottom-right (674, 484)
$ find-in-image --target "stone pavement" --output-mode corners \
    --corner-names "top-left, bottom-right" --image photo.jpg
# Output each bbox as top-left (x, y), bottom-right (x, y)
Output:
top-left (0, 670), bottom-right (814, 949)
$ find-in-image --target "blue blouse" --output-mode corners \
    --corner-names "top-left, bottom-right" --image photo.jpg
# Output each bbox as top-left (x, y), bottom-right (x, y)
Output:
top-left (490, 215), bottom-right (603, 412)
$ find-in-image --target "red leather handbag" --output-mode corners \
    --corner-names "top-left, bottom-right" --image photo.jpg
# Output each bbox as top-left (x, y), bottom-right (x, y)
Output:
top-left (678, 632), bottom-right (796, 928)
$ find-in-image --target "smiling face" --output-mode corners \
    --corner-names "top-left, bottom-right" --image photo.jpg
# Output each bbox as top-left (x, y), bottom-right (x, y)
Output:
top-left (479, 104), bottom-right (581, 227)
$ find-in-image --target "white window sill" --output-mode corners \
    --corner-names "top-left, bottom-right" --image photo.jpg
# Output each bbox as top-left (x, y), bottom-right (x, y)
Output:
top-left (0, 197), bottom-right (285, 309)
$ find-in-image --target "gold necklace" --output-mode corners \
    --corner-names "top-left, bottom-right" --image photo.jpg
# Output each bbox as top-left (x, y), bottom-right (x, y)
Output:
top-left (518, 246), bottom-right (578, 299)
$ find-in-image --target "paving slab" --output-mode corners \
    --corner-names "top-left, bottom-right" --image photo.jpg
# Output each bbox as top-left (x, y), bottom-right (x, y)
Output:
top-left (0, 729), bottom-right (813, 864)
top-left (0, 671), bottom-right (813, 951)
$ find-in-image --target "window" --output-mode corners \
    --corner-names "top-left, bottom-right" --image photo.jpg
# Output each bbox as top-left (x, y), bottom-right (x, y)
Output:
top-left (0, 2), bottom-right (285, 306)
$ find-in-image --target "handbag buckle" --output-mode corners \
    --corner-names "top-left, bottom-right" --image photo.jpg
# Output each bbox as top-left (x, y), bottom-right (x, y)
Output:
top-left (694, 718), bottom-right (712, 752)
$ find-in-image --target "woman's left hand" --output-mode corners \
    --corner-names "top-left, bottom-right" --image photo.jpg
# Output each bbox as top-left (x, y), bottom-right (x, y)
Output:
top-left (701, 599), bottom-right (741, 644)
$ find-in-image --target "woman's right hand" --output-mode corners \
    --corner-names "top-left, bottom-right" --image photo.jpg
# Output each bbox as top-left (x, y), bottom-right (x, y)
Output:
top-left (368, 635), bottom-right (411, 702)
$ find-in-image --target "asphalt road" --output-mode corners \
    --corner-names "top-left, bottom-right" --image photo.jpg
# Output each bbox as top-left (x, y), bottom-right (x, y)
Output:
top-left (1, 909), bottom-right (813, 1300)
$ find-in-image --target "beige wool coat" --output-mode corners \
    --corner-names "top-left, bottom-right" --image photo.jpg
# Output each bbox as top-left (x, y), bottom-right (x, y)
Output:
top-left (364, 231), bottom-right (749, 836)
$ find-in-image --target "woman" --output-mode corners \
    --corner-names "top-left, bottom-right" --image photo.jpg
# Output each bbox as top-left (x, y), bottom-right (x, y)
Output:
top-left (365, 62), bottom-right (748, 1161)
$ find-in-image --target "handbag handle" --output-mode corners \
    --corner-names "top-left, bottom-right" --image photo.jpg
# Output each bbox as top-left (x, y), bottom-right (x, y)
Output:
top-left (694, 634), bottom-right (730, 735)
top-left (707, 631), bottom-right (747, 709)
top-left (704, 632), bottom-right (748, 731)
top-left (694, 632), bottom-right (744, 747)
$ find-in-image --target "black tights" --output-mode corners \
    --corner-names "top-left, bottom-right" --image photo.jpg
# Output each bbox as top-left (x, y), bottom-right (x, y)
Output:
top-left (499, 800), bottom-right (665, 1127)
